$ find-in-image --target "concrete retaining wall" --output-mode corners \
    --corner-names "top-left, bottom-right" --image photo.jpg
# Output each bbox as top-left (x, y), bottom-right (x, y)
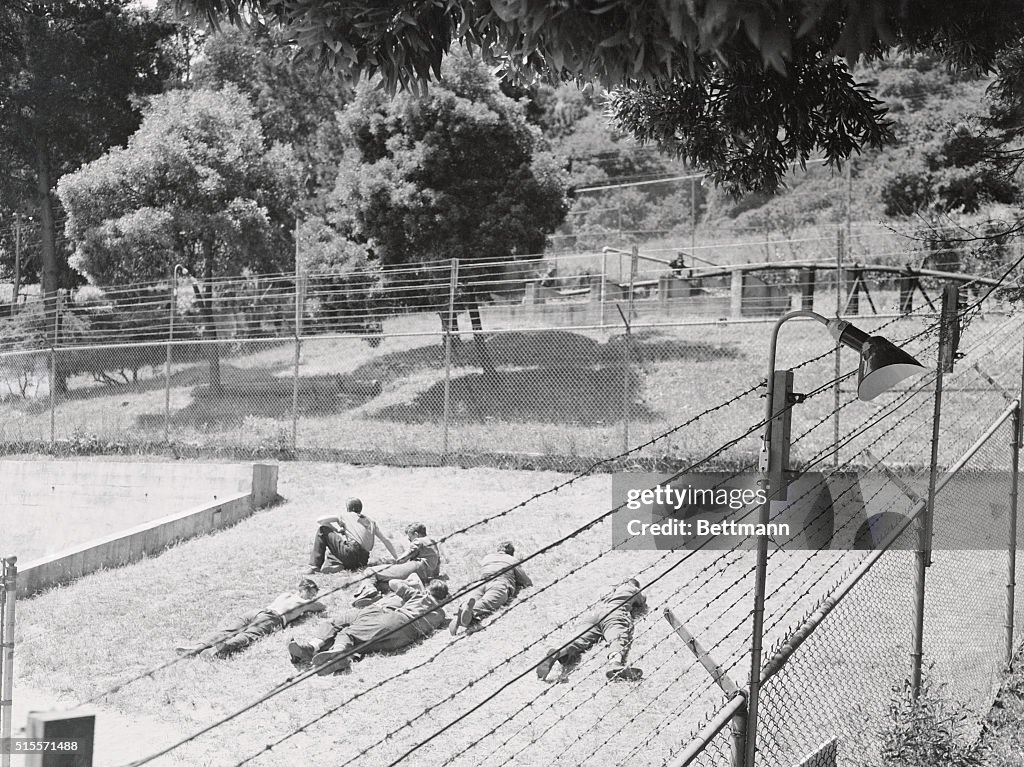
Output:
top-left (13, 463), bottom-right (277, 597)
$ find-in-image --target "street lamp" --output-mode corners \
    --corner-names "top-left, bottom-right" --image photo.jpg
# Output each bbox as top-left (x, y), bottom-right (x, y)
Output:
top-left (744, 308), bottom-right (928, 767)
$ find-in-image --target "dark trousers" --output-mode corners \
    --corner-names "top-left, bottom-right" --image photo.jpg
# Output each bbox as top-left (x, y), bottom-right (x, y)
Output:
top-left (467, 580), bottom-right (514, 620)
top-left (309, 606), bottom-right (428, 654)
top-left (309, 526), bottom-right (369, 570)
top-left (557, 606), bottom-right (632, 665)
top-left (196, 610), bottom-right (283, 654)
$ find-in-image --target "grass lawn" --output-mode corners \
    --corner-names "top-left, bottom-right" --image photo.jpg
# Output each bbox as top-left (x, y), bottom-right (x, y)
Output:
top-left (13, 460), bottom-right (865, 767)
top-left (6, 310), bottom-right (1015, 470)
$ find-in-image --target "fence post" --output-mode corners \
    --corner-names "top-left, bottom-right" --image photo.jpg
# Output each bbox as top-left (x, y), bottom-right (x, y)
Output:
top-left (622, 246), bottom-right (638, 453)
top-left (600, 249), bottom-right (608, 327)
top-left (441, 258), bottom-right (459, 458)
top-left (0, 557), bottom-right (17, 767)
top-left (911, 283), bottom-right (955, 697)
top-left (291, 229), bottom-right (302, 453)
top-left (49, 291), bottom-right (61, 449)
top-left (1008, 401), bottom-right (1020, 668)
top-left (164, 270), bottom-right (175, 444)
top-left (833, 228), bottom-right (844, 467)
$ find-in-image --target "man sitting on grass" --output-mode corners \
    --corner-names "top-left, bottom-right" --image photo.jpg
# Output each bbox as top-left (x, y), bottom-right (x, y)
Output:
top-left (288, 574), bottom-right (448, 675)
top-left (450, 540), bottom-right (533, 635)
top-left (176, 576), bottom-right (325, 659)
top-left (305, 497), bottom-right (399, 573)
top-left (535, 578), bottom-right (648, 683)
top-left (349, 522), bottom-right (442, 606)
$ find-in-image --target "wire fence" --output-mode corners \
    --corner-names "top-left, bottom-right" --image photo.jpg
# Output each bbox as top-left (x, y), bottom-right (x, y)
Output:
top-left (677, 306), bottom-right (1024, 767)
top-left (4, 245), bottom-right (1024, 766)
top-left (0, 245), bottom-right (1014, 469)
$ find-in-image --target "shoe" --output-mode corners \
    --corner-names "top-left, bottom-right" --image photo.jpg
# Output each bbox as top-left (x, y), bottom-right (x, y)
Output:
top-left (451, 598), bottom-right (476, 635)
top-left (319, 563), bottom-right (344, 574)
top-left (302, 565), bottom-right (320, 574)
top-left (536, 648), bottom-right (558, 681)
top-left (312, 649), bottom-right (352, 676)
top-left (352, 584), bottom-right (380, 608)
top-left (288, 637), bottom-right (318, 664)
top-left (606, 665), bottom-right (643, 682)
top-left (174, 645), bottom-right (203, 657)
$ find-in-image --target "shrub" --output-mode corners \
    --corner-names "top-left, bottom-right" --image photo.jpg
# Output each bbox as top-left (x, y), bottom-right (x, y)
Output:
top-left (880, 673), bottom-right (988, 767)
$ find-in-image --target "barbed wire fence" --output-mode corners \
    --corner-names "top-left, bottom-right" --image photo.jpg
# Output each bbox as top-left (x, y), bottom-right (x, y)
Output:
top-left (0, 242), bottom-right (1014, 472)
top-left (2, 232), bottom-right (1024, 765)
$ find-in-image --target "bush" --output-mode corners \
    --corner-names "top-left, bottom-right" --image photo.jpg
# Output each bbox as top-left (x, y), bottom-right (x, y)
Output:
top-left (880, 673), bottom-right (988, 767)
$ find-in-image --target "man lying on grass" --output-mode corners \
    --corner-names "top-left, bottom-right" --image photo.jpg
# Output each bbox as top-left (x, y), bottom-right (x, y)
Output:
top-left (305, 497), bottom-right (399, 573)
top-left (450, 540), bottom-right (533, 635)
top-left (176, 576), bottom-right (326, 659)
top-left (349, 522), bottom-right (442, 606)
top-left (536, 578), bottom-right (648, 683)
top-left (288, 573), bottom-right (449, 675)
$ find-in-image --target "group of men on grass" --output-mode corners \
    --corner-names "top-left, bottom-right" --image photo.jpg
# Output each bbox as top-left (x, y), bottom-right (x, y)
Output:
top-left (177, 497), bottom-right (648, 682)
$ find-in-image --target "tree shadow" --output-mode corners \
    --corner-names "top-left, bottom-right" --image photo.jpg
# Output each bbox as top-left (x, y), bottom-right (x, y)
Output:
top-left (135, 374), bottom-right (380, 429)
top-left (373, 367), bottom-right (657, 425)
top-left (351, 329), bottom-right (741, 384)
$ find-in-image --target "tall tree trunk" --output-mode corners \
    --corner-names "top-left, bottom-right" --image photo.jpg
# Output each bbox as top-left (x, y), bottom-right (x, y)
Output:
top-left (202, 238), bottom-right (222, 394)
top-left (467, 302), bottom-right (494, 375)
top-left (36, 139), bottom-right (67, 395)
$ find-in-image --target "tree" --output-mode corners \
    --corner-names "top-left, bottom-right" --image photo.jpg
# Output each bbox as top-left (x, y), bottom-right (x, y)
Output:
top-left (324, 48), bottom-right (568, 324)
top-left (175, 0), bottom-right (1024, 193)
top-left (0, 1), bottom-right (178, 307)
top-left (57, 87), bottom-right (300, 392)
top-left (189, 27), bottom-right (352, 202)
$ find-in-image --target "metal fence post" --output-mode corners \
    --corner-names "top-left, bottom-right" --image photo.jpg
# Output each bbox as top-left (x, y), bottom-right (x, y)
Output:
top-left (49, 292), bottom-right (60, 448)
top-left (1008, 401), bottom-right (1020, 668)
top-left (164, 271), bottom-right (174, 444)
top-left (600, 249), bottom-right (608, 327)
top-left (0, 556), bottom-right (17, 767)
top-left (833, 228), bottom-right (843, 467)
top-left (911, 284), bottom-right (954, 698)
top-left (441, 258), bottom-right (459, 458)
top-left (623, 246), bottom-right (638, 453)
top-left (292, 231), bottom-right (302, 453)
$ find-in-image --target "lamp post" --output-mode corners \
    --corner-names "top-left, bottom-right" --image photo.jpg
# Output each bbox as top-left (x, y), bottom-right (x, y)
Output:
top-left (743, 309), bottom-right (927, 767)
top-left (164, 264), bottom-right (189, 443)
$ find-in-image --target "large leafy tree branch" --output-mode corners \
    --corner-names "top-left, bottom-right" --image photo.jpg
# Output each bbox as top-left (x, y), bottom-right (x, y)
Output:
top-left (174, 0), bottom-right (1024, 192)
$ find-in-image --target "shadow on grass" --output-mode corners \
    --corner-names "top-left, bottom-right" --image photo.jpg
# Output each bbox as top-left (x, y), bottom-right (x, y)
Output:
top-left (135, 373), bottom-right (379, 429)
top-left (352, 329), bottom-right (741, 382)
top-left (374, 367), bottom-right (656, 424)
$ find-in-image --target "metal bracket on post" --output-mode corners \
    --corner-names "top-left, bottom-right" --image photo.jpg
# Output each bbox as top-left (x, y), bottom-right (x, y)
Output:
top-left (760, 370), bottom-right (794, 501)
top-left (664, 609), bottom-right (746, 767)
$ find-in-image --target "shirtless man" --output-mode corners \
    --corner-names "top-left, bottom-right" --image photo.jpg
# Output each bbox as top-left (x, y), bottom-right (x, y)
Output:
top-left (305, 497), bottom-right (399, 573)
top-left (450, 541), bottom-right (532, 635)
top-left (176, 577), bottom-right (325, 658)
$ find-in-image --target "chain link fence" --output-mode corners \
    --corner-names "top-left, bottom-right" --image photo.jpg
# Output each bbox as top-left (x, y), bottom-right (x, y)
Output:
top-left (0, 251), bottom-right (1011, 470)
top-left (673, 303), bottom-right (1024, 767)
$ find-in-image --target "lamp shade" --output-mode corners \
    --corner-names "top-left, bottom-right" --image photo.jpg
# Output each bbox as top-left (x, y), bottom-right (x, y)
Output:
top-left (857, 336), bottom-right (928, 401)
